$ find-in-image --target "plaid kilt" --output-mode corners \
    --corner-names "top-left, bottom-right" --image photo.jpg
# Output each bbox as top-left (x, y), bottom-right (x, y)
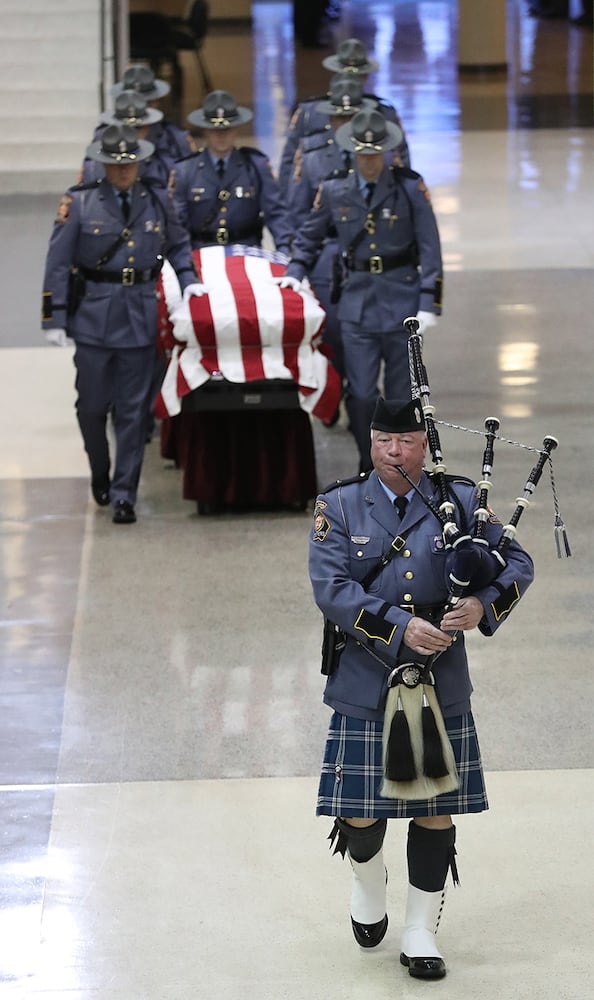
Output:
top-left (316, 710), bottom-right (489, 818)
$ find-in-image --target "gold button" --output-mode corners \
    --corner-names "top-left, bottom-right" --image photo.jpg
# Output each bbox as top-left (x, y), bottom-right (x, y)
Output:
top-left (357, 550), bottom-right (363, 558)
top-left (403, 549), bottom-right (411, 558)
top-left (127, 241), bottom-right (134, 247)
top-left (220, 207), bottom-right (227, 214)
top-left (93, 227), bottom-right (100, 234)
top-left (370, 243), bottom-right (377, 249)
top-left (405, 571), bottom-right (414, 580)
top-left (128, 256), bottom-right (135, 262)
top-left (404, 593), bottom-right (413, 602)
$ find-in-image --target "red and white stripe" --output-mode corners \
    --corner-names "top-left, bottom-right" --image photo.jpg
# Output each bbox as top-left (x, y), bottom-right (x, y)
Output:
top-left (155, 246), bottom-right (340, 423)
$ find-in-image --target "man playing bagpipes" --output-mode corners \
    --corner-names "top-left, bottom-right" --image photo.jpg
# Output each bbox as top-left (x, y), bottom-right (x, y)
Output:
top-left (309, 393), bottom-right (536, 980)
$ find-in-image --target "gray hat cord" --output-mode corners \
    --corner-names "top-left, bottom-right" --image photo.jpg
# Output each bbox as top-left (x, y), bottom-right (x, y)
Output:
top-left (187, 90), bottom-right (253, 129)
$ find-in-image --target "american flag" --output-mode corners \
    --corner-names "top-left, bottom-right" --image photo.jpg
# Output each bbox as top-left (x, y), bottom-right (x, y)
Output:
top-left (155, 245), bottom-right (341, 423)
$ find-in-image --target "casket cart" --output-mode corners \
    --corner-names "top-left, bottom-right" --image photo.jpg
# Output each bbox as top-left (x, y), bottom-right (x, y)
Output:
top-left (155, 245), bottom-right (341, 513)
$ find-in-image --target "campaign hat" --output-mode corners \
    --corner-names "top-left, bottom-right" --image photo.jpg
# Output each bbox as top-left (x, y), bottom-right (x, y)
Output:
top-left (316, 75), bottom-right (375, 117)
top-left (322, 38), bottom-right (379, 75)
top-left (335, 108), bottom-right (403, 154)
top-left (100, 90), bottom-right (163, 127)
top-left (112, 65), bottom-right (170, 101)
top-left (85, 123), bottom-right (155, 164)
top-left (187, 90), bottom-right (253, 129)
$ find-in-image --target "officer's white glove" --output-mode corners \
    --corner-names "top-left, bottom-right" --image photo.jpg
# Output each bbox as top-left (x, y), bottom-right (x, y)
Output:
top-left (415, 311), bottom-right (438, 333)
top-left (182, 282), bottom-right (208, 303)
top-left (45, 328), bottom-right (72, 347)
top-left (273, 275), bottom-right (303, 292)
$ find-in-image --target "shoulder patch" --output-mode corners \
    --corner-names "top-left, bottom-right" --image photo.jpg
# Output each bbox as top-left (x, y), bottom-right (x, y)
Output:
top-left (312, 499), bottom-right (331, 542)
top-left (55, 193), bottom-right (73, 223)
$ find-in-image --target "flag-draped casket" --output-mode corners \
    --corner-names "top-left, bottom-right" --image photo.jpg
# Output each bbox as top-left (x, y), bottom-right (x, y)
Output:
top-left (156, 246), bottom-right (340, 510)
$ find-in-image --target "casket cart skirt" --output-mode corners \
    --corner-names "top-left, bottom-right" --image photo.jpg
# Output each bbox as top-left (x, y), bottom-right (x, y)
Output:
top-left (316, 711), bottom-right (489, 818)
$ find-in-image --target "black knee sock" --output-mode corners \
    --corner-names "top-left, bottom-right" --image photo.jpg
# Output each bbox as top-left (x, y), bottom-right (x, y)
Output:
top-left (407, 821), bottom-right (459, 890)
top-left (329, 817), bottom-right (387, 861)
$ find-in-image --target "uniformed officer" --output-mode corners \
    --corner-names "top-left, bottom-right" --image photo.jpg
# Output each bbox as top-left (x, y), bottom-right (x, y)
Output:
top-left (309, 396), bottom-right (534, 980)
top-left (169, 90), bottom-right (293, 255)
top-left (81, 90), bottom-right (170, 187)
top-left (283, 109), bottom-right (443, 472)
top-left (112, 65), bottom-right (196, 167)
top-left (42, 124), bottom-right (197, 524)
top-left (287, 75), bottom-right (374, 377)
top-left (279, 37), bottom-right (410, 196)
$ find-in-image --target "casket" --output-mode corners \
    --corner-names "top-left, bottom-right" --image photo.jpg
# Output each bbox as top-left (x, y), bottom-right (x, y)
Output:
top-left (156, 246), bottom-right (340, 510)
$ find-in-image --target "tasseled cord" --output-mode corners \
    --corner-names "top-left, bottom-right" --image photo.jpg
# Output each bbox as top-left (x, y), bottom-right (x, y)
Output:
top-left (421, 692), bottom-right (450, 779)
top-left (327, 819), bottom-right (348, 858)
top-left (449, 841), bottom-right (460, 886)
top-left (386, 691), bottom-right (417, 782)
top-left (549, 456), bottom-right (571, 558)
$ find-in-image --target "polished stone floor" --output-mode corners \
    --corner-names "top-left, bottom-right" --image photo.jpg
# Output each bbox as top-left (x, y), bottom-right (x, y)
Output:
top-left (0, 1), bottom-right (593, 997)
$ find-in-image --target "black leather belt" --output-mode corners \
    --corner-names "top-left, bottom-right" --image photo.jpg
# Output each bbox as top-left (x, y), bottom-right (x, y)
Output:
top-left (399, 603), bottom-right (445, 624)
top-left (192, 225), bottom-right (263, 246)
top-left (79, 264), bottom-right (162, 286)
top-left (345, 252), bottom-right (415, 274)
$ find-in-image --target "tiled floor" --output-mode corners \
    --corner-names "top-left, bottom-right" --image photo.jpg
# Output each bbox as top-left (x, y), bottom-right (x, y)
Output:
top-left (0, 1), bottom-right (593, 996)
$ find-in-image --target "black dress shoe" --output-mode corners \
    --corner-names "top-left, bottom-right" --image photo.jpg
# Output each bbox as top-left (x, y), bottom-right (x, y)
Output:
top-left (91, 478), bottom-right (110, 507)
top-left (112, 500), bottom-right (136, 524)
top-left (351, 914), bottom-right (388, 948)
top-left (399, 953), bottom-right (446, 979)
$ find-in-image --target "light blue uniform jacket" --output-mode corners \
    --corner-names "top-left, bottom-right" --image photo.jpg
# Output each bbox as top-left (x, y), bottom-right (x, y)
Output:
top-left (42, 178), bottom-right (195, 348)
top-left (170, 145), bottom-right (293, 253)
top-left (309, 470), bottom-right (535, 722)
top-left (286, 165), bottom-right (443, 327)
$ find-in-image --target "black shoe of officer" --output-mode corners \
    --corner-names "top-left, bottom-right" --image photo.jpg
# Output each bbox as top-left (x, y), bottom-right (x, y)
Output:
top-left (112, 500), bottom-right (136, 524)
top-left (351, 914), bottom-right (388, 948)
top-left (91, 477), bottom-right (110, 507)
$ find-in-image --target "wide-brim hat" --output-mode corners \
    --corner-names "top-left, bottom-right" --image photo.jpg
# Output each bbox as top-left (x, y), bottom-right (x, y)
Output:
top-left (322, 38), bottom-right (379, 75)
top-left (371, 397), bottom-right (426, 433)
top-left (187, 89), bottom-right (253, 129)
top-left (316, 76), bottom-right (376, 117)
top-left (112, 64), bottom-right (170, 101)
top-left (86, 124), bottom-right (155, 164)
top-left (100, 90), bottom-right (163, 127)
top-left (335, 108), bottom-right (403, 154)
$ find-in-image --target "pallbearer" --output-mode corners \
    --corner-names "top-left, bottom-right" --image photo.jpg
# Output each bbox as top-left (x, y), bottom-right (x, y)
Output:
top-left (309, 396), bottom-right (534, 980)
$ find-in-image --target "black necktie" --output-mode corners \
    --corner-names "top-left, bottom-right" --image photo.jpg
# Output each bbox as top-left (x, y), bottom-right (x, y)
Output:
top-left (365, 181), bottom-right (375, 205)
top-left (342, 150), bottom-right (352, 170)
top-left (394, 496), bottom-right (407, 520)
top-left (120, 190), bottom-right (130, 222)
top-left (216, 158), bottom-right (225, 179)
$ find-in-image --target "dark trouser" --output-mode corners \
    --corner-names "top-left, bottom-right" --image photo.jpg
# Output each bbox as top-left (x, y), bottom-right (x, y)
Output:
top-left (341, 320), bottom-right (414, 470)
top-left (74, 343), bottom-right (154, 504)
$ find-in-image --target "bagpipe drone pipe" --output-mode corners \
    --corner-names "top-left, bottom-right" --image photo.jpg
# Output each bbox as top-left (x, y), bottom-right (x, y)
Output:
top-left (380, 317), bottom-right (571, 801)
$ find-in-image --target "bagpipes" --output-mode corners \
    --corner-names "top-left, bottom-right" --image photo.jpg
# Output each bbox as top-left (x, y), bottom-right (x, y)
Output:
top-left (380, 317), bottom-right (571, 801)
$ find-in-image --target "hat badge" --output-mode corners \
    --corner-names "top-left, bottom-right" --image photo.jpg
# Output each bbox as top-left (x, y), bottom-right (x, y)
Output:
top-left (414, 405), bottom-right (422, 424)
top-left (364, 128), bottom-right (373, 142)
top-left (118, 140), bottom-right (128, 153)
top-left (341, 95), bottom-right (352, 109)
